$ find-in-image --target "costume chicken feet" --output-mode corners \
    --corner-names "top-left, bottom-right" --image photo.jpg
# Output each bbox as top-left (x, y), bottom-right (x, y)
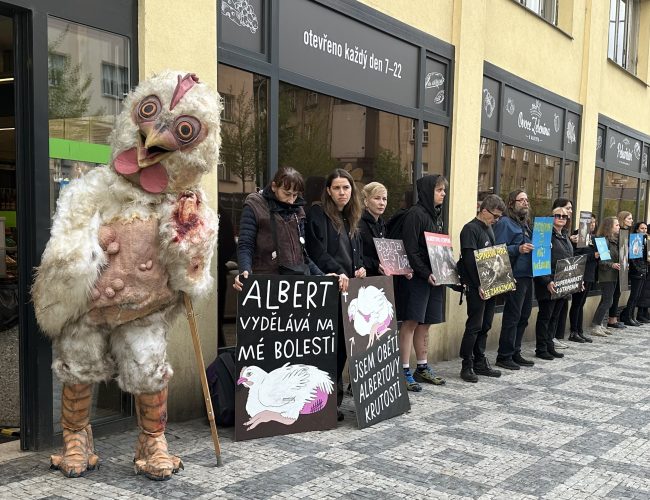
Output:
top-left (50, 384), bottom-right (100, 477)
top-left (134, 387), bottom-right (183, 481)
top-left (243, 410), bottom-right (297, 430)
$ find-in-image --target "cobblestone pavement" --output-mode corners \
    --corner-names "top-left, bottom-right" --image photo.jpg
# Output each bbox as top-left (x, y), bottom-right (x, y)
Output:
top-left (4, 328), bottom-right (650, 499)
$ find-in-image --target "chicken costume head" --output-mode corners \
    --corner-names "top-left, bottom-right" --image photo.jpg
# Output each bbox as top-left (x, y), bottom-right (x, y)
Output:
top-left (32, 71), bottom-right (221, 481)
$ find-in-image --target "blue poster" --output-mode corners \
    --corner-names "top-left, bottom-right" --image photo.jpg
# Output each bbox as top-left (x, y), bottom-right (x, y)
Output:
top-left (595, 237), bottom-right (611, 261)
top-left (629, 233), bottom-right (644, 259)
top-left (532, 217), bottom-right (553, 277)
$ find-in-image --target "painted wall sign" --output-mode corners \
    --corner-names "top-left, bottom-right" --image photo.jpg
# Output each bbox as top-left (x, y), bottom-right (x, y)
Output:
top-left (597, 127), bottom-right (605, 160)
top-left (605, 129), bottom-right (641, 171)
top-left (643, 145), bottom-right (649, 173)
top-left (278, 0), bottom-right (420, 108)
top-left (501, 86), bottom-right (565, 151)
top-left (566, 111), bottom-right (580, 155)
top-left (220, 0), bottom-right (265, 55)
top-left (424, 58), bottom-right (448, 112)
top-left (481, 76), bottom-right (500, 133)
top-left (235, 275), bottom-right (339, 441)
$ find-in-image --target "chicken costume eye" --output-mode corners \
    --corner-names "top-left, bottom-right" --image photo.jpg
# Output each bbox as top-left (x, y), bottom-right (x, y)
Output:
top-left (174, 116), bottom-right (201, 144)
top-left (137, 95), bottom-right (162, 120)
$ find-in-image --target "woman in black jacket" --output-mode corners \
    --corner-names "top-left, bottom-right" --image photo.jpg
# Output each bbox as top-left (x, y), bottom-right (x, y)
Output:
top-left (305, 168), bottom-right (366, 419)
top-left (620, 221), bottom-right (648, 326)
top-left (534, 207), bottom-right (574, 360)
top-left (568, 213), bottom-right (597, 343)
top-left (359, 182), bottom-right (387, 276)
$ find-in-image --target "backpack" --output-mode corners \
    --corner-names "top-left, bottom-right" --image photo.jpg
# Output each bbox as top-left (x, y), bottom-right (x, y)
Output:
top-left (205, 347), bottom-right (236, 427)
top-left (386, 208), bottom-right (410, 239)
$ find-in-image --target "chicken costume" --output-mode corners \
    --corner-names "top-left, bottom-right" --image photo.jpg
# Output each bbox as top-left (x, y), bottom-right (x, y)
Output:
top-left (32, 71), bottom-right (220, 480)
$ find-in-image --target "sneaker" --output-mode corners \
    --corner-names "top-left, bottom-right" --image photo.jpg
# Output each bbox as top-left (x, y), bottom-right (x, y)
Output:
top-left (568, 332), bottom-right (586, 343)
top-left (473, 358), bottom-right (502, 378)
top-left (553, 338), bottom-right (569, 349)
top-left (590, 325), bottom-right (607, 337)
top-left (535, 351), bottom-right (554, 360)
top-left (512, 353), bottom-right (535, 367)
top-left (495, 358), bottom-right (521, 370)
top-left (403, 369), bottom-right (422, 392)
top-left (413, 365), bottom-right (446, 385)
top-left (607, 322), bottom-right (626, 329)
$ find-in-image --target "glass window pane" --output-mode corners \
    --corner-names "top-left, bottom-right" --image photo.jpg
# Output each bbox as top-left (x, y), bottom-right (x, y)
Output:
top-left (478, 137), bottom-right (496, 206)
top-left (563, 160), bottom-right (576, 200)
top-left (638, 180), bottom-right (646, 221)
top-left (603, 171), bottom-right (638, 217)
top-left (592, 167), bottom-right (603, 220)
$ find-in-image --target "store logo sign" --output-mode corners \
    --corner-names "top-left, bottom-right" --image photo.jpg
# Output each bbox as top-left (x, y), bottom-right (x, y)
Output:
top-left (222, 0), bottom-right (259, 33)
top-left (517, 100), bottom-right (551, 143)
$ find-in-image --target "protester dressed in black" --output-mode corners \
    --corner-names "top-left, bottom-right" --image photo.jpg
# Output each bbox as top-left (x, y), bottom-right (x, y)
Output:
top-left (568, 213), bottom-right (597, 343)
top-left (458, 195), bottom-right (506, 383)
top-left (359, 182), bottom-right (388, 276)
top-left (620, 221), bottom-right (647, 326)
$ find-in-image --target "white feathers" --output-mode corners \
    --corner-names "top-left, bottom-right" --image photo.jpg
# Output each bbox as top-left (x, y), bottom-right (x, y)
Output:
top-left (347, 286), bottom-right (394, 341)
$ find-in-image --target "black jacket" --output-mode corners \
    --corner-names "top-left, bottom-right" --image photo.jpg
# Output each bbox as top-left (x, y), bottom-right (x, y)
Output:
top-left (571, 229), bottom-right (598, 283)
top-left (534, 228), bottom-right (574, 301)
top-left (358, 210), bottom-right (386, 276)
top-left (402, 175), bottom-right (445, 280)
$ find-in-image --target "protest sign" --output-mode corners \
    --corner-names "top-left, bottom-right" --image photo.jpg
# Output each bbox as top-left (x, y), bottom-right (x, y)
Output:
top-left (552, 255), bottom-right (587, 299)
top-left (577, 211), bottom-right (592, 248)
top-left (595, 237), bottom-right (611, 261)
top-left (647, 235), bottom-right (650, 263)
top-left (424, 232), bottom-right (461, 285)
top-left (532, 217), bottom-right (553, 277)
top-left (474, 244), bottom-right (516, 299)
top-left (341, 276), bottom-right (410, 429)
top-left (373, 238), bottom-right (413, 275)
top-left (235, 275), bottom-right (339, 441)
top-left (630, 233), bottom-right (644, 259)
top-left (620, 229), bottom-right (629, 291)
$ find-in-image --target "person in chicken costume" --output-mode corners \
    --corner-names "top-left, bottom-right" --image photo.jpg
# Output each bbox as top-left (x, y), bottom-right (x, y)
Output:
top-left (32, 71), bottom-right (220, 480)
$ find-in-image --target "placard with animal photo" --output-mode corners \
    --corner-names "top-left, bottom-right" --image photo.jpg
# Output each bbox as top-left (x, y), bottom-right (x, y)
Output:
top-left (552, 255), bottom-right (587, 299)
top-left (373, 238), bottom-right (413, 275)
top-left (235, 275), bottom-right (339, 441)
top-left (424, 232), bottom-right (460, 285)
top-left (577, 211), bottom-right (592, 248)
top-left (619, 229), bottom-right (630, 292)
top-left (341, 276), bottom-right (410, 429)
top-left (629, 233), bottom-right (644, 259)
top-left (474, 244), bottom-right (516, 299)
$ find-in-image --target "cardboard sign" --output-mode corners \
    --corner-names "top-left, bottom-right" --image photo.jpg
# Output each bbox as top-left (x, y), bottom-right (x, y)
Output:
top-left (630, 233), bottom-right (644, 259)
top-left (424, 232), bottom-right (461, 285)
top-left (552, 255), bottom-right (587, 299)
top-left (474, 244), bottom-right (516, 299)
top-left (235, 275), bottom-right (339, 441)
top-left (341, 276), bottom-right (410, 429)
top-left (373, 238), bottom-right (413, 275)
top-left (577, 211), bottom-right (592, 248)
top-left (619, 229), bottom-right (629, 291)
top-left (595, 237), bottom-right (611, 261)
top-left (532, 217), bottom-right (553, 277)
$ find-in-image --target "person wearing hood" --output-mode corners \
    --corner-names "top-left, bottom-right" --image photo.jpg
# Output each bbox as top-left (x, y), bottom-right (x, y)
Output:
top-left (234, 167), bottom-right (331, 288)
top-left (395, 174), bottom-right (448, 392)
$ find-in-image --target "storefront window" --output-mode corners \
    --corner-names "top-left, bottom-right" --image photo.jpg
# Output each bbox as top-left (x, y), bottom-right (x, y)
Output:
top-left (47, 16), bottom-right (131, 430)
top-left (563, 160), bottom-right (576, 200)
top-left (593, 167), bottom-right (603, 222)
top-left (640, 181), bottom-right (647, 222)
top-left (478, 137), bottom-right (497, 203)
top-left (499, 144), bottom-right (560, 217)
top-left (602, 171), bottom-right (638, 217)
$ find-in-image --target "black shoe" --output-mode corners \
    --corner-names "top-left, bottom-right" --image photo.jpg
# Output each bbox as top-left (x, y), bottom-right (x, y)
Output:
top-left (495, 358), bottom-right (520, 370)
top-left (608, 322), bottom-right (626, 329)
top-left (624, 320), bottom-right (639, 327)
top-left (337, 409), bottom-right (344, 421)
top-left (473, 358), bottom-right (502, 378)
top-left (632, 319), bottom-right (642, 326)
top-left (568, 332), bottom-right (586, 343)
top-left (460, 366), bottom-right (479, 383)
top-left (512, 353), bottom-right (535, 366)
top-left (535, 352), bottom-right (554, 360)
top-left (577, 331), bottom-right (593, 343)
top-left (548, 348), bottom-right (564, 358)
top-left (636, 315), bottom-right (650, 323)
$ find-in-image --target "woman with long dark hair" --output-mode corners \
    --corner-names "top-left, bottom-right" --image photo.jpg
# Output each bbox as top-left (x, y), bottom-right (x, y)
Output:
top-left (305, 168), bottom-right (366, 419)
top-left (607, 211), bottom-right (634, 329)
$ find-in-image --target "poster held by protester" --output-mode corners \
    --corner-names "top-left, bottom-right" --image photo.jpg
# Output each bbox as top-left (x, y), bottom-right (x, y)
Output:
top-left (474, 244), bottom-right (516, 299)
top-left (532, 217), bottom-right (553, 277)
top-left (235, 275), bottom-right (339, 441)
top-left (647, 235), bottom-right (650, 263)
top-left (551, 255), bottom-right (587, 299)
top-left (577, 211), bottom-right (592, 248)
top-left (595, 237), bottom-right (611, 261)
top-left (341, 276), bottom-right (410, 429)
top-left (424, 232), bottom-right (461, 285)
top-left (373, 238), bottom-right (413, 275)
top-left (630, 233), bottom-right (644, 259)
top-left (619, 229), bottom-right (630, 292)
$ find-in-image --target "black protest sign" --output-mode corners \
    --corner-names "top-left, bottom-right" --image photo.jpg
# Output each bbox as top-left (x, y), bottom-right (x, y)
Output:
top-left (474, 244), bottom-right (516, 299)
top-left (373, 238), bottom-right (413, 275)
top-left (552, 255), bottom-right (586, 299)
top-left (341, 276), bottom-right (410, 429)
top-left (235, 275), bottom-right (339, 441)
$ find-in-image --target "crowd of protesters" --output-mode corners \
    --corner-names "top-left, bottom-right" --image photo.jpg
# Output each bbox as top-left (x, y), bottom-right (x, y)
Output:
top-left (231, 166), bottom-right (647, 416)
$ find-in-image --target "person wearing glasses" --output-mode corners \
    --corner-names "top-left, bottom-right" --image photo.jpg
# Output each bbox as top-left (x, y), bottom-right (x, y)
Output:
top-left (493, 190), bottom-right (535, 370)
top-left (457, 194), bottom-right (506, 382)
top-left (534, 207), bottom-right (575, 360)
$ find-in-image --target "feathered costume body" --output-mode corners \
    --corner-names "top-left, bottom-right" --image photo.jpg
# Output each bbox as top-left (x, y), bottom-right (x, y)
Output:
top-left (32, 71), bottom-right (221, 480)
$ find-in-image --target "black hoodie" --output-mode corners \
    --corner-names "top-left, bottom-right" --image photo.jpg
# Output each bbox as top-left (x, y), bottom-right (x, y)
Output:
top-left (402, 175), bottom-right (445, 280)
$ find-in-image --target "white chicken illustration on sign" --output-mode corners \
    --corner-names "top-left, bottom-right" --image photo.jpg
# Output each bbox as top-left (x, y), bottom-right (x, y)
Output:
top-left (237, 363), bottom-right (334, 430)
top-left (347, 285), bottom-right (394, 350)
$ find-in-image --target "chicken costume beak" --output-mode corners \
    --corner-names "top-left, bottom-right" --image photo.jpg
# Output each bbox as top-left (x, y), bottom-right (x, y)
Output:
top-left (138, 122), bottom-right (179, 168)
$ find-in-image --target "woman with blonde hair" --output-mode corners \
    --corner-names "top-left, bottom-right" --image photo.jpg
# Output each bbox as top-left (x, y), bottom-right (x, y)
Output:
top-left (607, 211), bottom-right (634, 329)
top-left (359, 182), bottom-right (388, 276)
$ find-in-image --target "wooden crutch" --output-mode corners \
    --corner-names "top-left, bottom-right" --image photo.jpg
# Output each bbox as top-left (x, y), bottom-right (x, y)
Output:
top-left (183, 293), bottom-right (223, 466)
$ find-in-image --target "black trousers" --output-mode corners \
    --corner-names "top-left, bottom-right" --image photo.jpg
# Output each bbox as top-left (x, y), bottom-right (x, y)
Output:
top-left (554, 300), bottom-right (569, 340)
top-left (497, 277), bottom-right (533, 361)
top-left (336, 307), bottom-right (347, 406)
top-left (621, 277), bottom-right (646, 322)
top-left (609, 280), bottom-right (621, 318)
top-left (536, 298), bottom-right (568, 354)
top-left (459, 287), bottom-right (496, 361)
top-left (569, 281), bottom-right (594, 333)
